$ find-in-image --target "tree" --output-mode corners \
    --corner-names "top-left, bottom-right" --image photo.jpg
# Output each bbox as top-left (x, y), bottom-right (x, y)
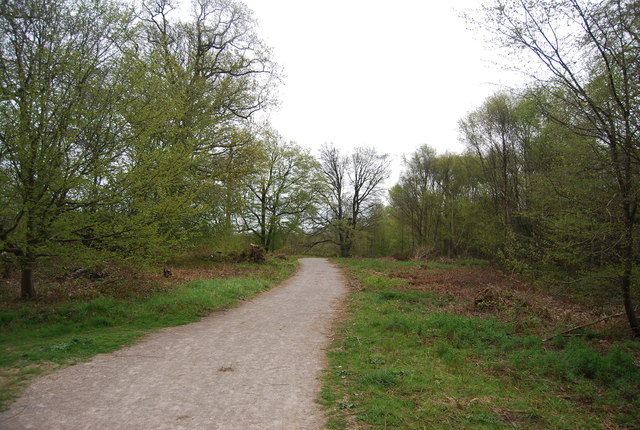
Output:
top-left (459, 93), bottom-right (539, 233)
top-left (0, 0), bottom-right (134, 298)
top-left (135, 0), bottom-right (277, 146)
top-left (194, 126), bottom-right (261, 241)
top-left (127, 0), bottom-right (280, 232)
top-left (0, 0), bottom-right (280, 299)
top-left (390, 146), bottom-right (482, 257)
top-left (480, 0), bottom-right (640, 335)
top-left (389, 145), bottom-right (439, 249)
top-left (316, 145), bottom-right (390, 257)
top-left (241, 129), bottom-right (322, 252)
top-left (69, 0), bottom-right (279, 260)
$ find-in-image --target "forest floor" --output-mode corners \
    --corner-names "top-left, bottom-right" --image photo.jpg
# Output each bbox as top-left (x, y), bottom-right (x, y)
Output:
top-left (0, 258), bottom-right (347, 429)
top-left (321, 258), bottom-right (640, 429)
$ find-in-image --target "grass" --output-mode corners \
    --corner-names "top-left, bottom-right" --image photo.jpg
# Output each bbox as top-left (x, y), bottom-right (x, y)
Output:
top-left (321, 258), bottom-right (640, 429)
top-left (0, 258), bottom-right (297, 410)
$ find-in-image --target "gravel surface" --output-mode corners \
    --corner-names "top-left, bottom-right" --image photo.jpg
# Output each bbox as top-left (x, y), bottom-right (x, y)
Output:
top-left (0, 258), bottom-right (347, 430)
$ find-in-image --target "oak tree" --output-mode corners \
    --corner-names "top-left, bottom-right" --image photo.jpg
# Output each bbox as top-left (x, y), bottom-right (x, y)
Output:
top-left (0, 0), bottom-right (134, 298)
top-left (316, 145), bottom-right (390, 257)
top-left (241, 129), bottom-right (322, 251)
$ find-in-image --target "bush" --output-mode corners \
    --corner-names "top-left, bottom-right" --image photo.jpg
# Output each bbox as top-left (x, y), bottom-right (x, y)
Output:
top-left (236, 244), bottom-right (266, 263)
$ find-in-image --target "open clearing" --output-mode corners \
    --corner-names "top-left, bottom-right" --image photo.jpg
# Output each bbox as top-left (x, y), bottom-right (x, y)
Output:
top-left (0, 258), bottom-right (347, 430)
top-left (321, 259), bottom-right (640, 429)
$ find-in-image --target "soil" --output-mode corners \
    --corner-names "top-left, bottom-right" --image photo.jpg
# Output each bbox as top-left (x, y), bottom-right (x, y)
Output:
top-left (0, 258), bottom-right (347, 430)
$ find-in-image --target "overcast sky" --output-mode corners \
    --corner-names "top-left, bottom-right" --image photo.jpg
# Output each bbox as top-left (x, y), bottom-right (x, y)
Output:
top-left (239, 0), bottom-right (525, 183)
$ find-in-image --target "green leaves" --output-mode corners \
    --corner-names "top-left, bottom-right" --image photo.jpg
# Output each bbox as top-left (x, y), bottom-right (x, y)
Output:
top-left (240, 128), bottom-right (323, 251)
top-left (0, 0), bottom-right (280, 297)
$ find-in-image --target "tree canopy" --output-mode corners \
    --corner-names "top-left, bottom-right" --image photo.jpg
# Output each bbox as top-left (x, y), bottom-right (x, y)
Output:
top-left (0, 0), bottom-right (279, 298)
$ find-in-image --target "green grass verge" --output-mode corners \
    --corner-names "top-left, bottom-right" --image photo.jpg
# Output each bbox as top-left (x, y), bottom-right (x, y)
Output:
top-left (321, 258), bottom-right (640, 429)
top-left (0, 259), bottom-right (297, 410)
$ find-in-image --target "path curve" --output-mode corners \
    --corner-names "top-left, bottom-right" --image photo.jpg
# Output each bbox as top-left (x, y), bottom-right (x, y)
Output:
top-left (0, 258), bottom-right (347, 430)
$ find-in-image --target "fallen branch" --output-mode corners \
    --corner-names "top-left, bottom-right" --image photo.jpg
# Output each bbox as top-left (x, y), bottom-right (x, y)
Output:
top-left (543, 310), bottom-right (627, 342)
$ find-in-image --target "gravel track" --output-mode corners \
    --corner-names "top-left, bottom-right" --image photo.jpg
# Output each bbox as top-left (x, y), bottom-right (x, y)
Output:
top-left (0, 258), bottom-right (347, 430)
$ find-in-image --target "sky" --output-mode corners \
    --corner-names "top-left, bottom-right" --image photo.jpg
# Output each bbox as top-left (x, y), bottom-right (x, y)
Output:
top-left (240, 0), bottom-right (526, 184)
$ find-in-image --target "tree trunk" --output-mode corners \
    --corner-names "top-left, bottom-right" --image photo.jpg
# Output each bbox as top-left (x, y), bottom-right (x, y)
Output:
top-left (1, 258), bottom-right (11, 279)
top-left (340, 243), bottom-right (351, 258)
top-left (338, 225), bottom-right (352, 257)
top-left (340, 226), bottom-right (352, 257)
top-left (621, 268), bottom-right (639, 337)
top-left (622, 218), bottom-right (639, 337)
top-left (449, 200), bottom-right (455, 257)
top-left (20, 266), bottom-right (36, 300)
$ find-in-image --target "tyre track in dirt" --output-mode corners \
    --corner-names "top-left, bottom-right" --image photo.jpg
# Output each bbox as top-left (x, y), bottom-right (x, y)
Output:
top-left (0, 258), bottom-right (347, 430)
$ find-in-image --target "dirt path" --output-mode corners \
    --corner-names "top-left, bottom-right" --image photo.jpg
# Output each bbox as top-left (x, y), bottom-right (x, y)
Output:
top-left (0, 258), bottom-right (347, 430)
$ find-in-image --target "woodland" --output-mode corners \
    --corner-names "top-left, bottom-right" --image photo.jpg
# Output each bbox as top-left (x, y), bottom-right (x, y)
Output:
top-left (0, 0), bottom-right (639, 337)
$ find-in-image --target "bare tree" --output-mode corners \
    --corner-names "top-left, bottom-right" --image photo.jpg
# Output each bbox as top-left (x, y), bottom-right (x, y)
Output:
top-left (316, 145), bottom-right (390, 257)
top-left (480, 0), bottom-right (640, 336)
